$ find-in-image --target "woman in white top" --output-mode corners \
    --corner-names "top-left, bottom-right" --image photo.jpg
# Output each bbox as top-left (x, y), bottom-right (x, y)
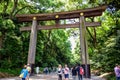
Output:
top-left (57, 64), bottom-right (63, 80)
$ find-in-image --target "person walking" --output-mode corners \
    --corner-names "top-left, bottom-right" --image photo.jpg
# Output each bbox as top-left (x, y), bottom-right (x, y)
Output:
top-left (72, 66), bottom-right (77, 80)
top-left (36, 66), bottom-right (39, 74)
top-left (63, 64), bottom-right (70, 80)
top-left (57, 64), bottom-right (63, 80)
top-left (76, 64), bottom-right (84, 80)
top-left (114, 64), bottom-right (120, 80)
top-left (19, 65), bottom-right (28, 80)
top-left (26, 63), bottom-right (31, 80)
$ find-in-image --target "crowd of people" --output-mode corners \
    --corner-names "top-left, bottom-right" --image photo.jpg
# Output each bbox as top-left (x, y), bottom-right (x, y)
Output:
top-left (19, 63), bottom-right (120, 80)
top-left (57, 64), bottom-right (84, 80)
top-left (19, 63), bottom-right (84, 80)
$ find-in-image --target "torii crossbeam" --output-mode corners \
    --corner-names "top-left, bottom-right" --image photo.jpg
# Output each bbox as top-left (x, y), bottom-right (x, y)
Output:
top-left (16, 5), bottom-right (107, 78)
top-left (16, 5), bottom-right (106, 22)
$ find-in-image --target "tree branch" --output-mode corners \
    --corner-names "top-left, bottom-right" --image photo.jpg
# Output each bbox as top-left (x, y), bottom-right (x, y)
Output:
top-left (3, 0), bottom-right (9, 14)
top-left (10, 0), bottom-right (18, 19)
top-left (14, 6), bottom-right (32, 16)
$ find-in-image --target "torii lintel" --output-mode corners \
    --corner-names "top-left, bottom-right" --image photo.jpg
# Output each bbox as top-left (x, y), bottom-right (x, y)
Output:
top-left (16, 5), bottom-right (107, 22)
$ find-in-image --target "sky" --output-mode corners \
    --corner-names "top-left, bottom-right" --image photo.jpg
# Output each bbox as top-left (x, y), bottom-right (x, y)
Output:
top-left (69, 36), bottom-right (76, 52)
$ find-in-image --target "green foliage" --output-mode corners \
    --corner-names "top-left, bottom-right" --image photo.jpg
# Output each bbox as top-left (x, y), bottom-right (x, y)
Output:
top-left (0, 0), bottom-right (72, 73)
top-left (35, 29), bottom-right (72, 67)
top-left (0, 68), bottom-right (21, 76)
top-left (90, 6), bottom-right (120, 74)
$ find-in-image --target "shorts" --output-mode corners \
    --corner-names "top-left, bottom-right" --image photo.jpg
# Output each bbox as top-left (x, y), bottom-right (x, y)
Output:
top-left (64, 74), bottom-right (69, 78)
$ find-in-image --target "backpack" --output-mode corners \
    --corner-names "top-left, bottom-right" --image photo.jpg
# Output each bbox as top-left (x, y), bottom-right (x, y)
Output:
top-left (19, 73), bottom-right (24, 78)
top-left (80, 67), bottom-right (84, 75)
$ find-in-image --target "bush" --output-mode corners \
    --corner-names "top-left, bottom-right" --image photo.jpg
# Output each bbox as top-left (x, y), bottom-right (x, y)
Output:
top-left (0, 68), bottom-right (21, 78)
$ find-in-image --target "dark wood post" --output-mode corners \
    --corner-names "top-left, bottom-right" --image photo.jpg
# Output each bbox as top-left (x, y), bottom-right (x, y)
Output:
top-left (79, 13), bottom-right (91, 78)
top-left (27, 17), bottom-right (37, 74)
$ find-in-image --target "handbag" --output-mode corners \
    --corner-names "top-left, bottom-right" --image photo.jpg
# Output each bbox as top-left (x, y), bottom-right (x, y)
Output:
top-left (19, 73), bottom-right (24, 78)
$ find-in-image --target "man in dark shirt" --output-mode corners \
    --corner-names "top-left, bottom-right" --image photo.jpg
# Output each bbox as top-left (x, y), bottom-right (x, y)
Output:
top-left (72, 66), bottom-right (77, 80)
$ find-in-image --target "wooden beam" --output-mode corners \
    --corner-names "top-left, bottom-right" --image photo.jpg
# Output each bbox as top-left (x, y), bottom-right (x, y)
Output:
top-left (20, 22), bottom-right (101, 31)
top-left (16, 5), bottom-right (107, 22)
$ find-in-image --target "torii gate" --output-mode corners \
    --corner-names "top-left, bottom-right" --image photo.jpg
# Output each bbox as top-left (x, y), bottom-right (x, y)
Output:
top-left (16, 5), bottom-right (106, 78)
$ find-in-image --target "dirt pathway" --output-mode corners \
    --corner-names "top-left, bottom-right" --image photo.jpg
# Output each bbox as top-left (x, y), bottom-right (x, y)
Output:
top-left (0, 73), bottom-right (105, 80)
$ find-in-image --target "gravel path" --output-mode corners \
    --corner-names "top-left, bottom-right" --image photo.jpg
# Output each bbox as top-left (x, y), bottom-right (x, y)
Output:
top-left (0, 73), bottom-right (105, 80)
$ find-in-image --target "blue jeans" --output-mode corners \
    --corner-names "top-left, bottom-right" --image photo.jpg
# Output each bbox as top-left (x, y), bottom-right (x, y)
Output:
top-left (72, 76), bottom-right (77, 80)
top-left (58, 74), bottom-right (62, 80)
top-left (78, 74), bottom-right (83, 80)
top-left (116, 77), bottom-right (120, 80)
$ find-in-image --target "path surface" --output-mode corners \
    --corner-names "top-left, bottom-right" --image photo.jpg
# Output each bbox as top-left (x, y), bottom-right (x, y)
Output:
top-left (0, 73), bottom-right (105, 80)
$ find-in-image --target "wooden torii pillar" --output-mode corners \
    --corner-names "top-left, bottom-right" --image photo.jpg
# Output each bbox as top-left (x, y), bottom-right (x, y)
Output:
top-left (27, 17), bottom-right (37, 73)
top-left (16, 5), bottom-right (106, 78)
top-left (79, 13), bottom-right (90, 78)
